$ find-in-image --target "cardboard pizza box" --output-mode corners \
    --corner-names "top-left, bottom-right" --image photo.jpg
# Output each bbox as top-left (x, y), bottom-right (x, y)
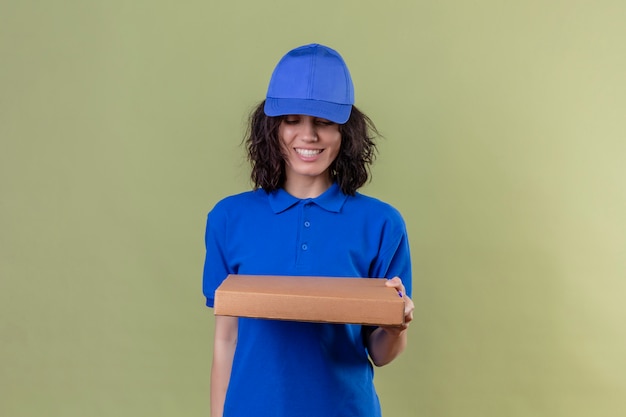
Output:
top-left (214, 274), bottom-right (405, 326)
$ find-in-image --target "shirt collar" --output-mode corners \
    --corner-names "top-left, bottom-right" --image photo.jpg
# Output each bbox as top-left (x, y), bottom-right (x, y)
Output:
top-left (268, 183), bottom-right (348, 214)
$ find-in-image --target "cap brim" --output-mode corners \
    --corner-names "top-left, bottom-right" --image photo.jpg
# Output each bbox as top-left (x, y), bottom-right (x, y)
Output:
top-left (264, 98), bottom-right (352, 124)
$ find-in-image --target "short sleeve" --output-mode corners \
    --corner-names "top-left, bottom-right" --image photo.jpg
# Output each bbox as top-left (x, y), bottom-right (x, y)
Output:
top-left (202, 205), bottom-right (232, 307)
top-left (370, 212), bottom-right (412, 298)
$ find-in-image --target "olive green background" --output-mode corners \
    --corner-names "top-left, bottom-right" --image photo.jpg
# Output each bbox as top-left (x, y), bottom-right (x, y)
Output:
top-left (1, 1), bottom-right (625, 416)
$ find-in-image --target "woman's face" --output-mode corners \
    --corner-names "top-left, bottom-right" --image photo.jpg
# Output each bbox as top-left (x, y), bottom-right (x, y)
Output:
top-left (278, 115), bottom-right (342, 188)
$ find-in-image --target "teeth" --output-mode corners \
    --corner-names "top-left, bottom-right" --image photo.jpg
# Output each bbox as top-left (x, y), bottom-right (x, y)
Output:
top-left (295, 148), bottom-right (322, 157)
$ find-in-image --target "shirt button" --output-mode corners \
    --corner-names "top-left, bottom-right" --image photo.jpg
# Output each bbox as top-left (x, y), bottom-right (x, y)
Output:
top-left (301, 243), bottom-right (308, 251)
top-left (304, 221), bottom-right (311, 228)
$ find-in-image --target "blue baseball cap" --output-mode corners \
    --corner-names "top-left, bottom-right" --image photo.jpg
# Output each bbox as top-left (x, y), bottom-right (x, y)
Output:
top-left (264, 43), bottom-right (355, 124)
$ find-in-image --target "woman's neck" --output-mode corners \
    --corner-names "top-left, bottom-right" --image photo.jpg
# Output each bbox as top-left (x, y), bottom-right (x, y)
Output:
top-left (283, 175), bottom-right (332, 199)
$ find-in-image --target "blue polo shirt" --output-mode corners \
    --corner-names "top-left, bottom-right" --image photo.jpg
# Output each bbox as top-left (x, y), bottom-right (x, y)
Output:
top-left (203, 183), bottom-right (412, 417)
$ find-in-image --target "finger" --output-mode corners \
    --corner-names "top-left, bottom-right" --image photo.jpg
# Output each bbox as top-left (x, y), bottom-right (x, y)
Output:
top-left (403, 296), bottom-right (415, 324)
top-left (385, 276), bottom-right (401, 286)
top-left (385, 277), bottom-right (405, 292)
top-left (405, 309), bottom-right (414, 324)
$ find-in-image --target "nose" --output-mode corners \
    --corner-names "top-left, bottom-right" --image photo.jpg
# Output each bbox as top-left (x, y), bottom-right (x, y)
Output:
top-left (300, 118), bottom-right (318, 142)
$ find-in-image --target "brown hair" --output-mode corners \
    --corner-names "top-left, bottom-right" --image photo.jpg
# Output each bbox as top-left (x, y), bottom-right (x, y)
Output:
top-left (244, 101), bottom-right (379, 195)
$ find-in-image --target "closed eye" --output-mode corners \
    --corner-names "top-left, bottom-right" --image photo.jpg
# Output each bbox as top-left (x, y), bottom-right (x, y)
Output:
top-left (283, 117), bottom-right (301, 125)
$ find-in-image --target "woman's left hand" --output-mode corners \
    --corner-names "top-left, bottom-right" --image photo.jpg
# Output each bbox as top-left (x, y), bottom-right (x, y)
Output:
top-left (367, 276), bottom-right (415, 366)
top-left (384, 277), bottom-right (414, 332)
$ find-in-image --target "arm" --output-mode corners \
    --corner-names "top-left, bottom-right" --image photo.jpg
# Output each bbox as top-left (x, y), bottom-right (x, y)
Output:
top-left (367, 277), bottom-right (415, 367)
top-left (210, 315), bottom-right (238, 417)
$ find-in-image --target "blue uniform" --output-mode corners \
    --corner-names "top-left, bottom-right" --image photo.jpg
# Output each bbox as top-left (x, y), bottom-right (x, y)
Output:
top-left (203, 183), bottom-right (412, 417)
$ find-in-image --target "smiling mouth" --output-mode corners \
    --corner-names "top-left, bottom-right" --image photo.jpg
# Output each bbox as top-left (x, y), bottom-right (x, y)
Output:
top-left (295, 148), bottom-right (323, 157)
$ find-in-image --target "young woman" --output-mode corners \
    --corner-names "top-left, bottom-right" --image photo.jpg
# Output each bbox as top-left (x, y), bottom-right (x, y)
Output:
top-left (203, 43), bottom-right (414, 417)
